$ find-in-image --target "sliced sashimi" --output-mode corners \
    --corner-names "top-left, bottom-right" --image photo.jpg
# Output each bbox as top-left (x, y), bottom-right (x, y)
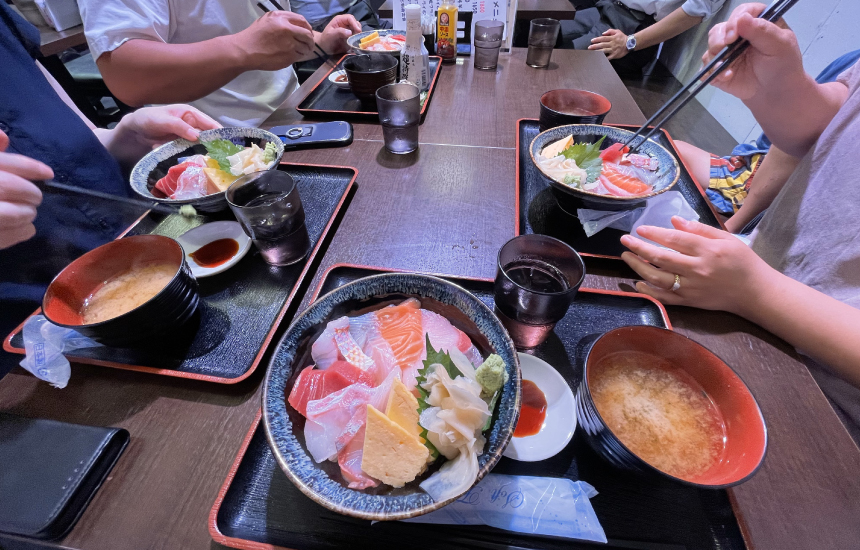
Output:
top-left (331, 317), bottom-right (374, 370)
top-left (600, 163), bottom-right (652, 196)
top-left (288, 366), bottom-right (326, 417)
top-left (377, 299), bottom-right (424, 374)
top-left (337, 421), bottom-right (378, 489)
top-left (304, 368), bottom-right (399, 463)
top-left (599, 142), bottom-right (628, 164)
top-left (421, 309), bottom-right (483, 367)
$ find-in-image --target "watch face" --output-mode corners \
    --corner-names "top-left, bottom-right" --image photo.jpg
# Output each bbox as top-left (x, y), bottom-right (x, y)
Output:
top-left (626, 35), bottom-right (636, 50)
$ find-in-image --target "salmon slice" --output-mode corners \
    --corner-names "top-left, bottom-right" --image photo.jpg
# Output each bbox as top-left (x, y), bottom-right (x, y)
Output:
top-left (601, 163), bottom-right (652, 196)
top-left (377, 299), bottom-right (424, 374)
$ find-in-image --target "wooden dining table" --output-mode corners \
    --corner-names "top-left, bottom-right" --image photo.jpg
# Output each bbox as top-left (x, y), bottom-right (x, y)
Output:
top-left (0, 48), bottom-right (859, 550)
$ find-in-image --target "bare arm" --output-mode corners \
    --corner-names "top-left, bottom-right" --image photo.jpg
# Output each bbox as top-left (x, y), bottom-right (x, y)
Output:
top-left (634, 8), bottom-right (703, 51)
top-left (724, 145), bottom-right (800, 233)
top-left (96, 11), bottom-right (316, 107)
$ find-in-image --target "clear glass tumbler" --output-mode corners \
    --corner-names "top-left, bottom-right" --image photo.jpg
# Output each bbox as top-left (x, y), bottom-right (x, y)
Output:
top-left (376, 82), bottom-right (421, 155)
top-left (475, 19), bottom-right (505, 41)
top-left (225, 170), bottom-right (311, 266)
top-left (526, 18), bottom-right (560, 69)
top-left (493, 235), bottom-right (585, 349)
top-left (474, 39), bottom-right (502, 70)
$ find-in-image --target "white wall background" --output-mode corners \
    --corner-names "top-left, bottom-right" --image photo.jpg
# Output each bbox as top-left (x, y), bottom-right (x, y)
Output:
top-left (660, 0), bottom-right (860, 145)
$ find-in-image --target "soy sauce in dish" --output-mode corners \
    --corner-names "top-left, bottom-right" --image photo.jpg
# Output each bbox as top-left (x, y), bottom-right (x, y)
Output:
top-left (514, 379), bottom-right (548, 437)
top-left (189, 238), bottom-right (240, 268)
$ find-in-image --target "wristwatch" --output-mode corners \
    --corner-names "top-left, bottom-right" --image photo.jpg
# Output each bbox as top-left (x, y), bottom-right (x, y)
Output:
top-left (626, 34), bottom-right (637, 51)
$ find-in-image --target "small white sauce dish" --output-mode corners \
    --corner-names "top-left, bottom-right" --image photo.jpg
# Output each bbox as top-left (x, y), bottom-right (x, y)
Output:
top-left (328, 70), bottom-right (351, 90)
top-left (176, 221), bottom-right (251, 278)
top-left (503, 353), bottom-right (577, 462)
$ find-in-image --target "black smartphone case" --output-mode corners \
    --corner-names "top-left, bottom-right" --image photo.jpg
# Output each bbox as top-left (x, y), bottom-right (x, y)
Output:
top-left (0, 413), bottom-right (130, 540)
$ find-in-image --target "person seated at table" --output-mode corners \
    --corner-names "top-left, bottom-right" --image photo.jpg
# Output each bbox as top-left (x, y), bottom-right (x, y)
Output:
top-left (562, 0), bottom-right (726, 73)
top-left (0, 2), bottom-right (219, 379)
top-left (674, 48), bottom-right (860, 233)
top-left (291, 0), bottom-right (380, 32)
top-left (620, 3), bottom-right (860, 444)
top-left (76, 0), bottom-right (362, 127)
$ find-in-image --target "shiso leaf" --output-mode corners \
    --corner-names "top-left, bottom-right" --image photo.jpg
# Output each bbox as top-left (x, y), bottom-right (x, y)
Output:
top-left (561, 135), bottom-right (606, 183)
top-left (202, 139), bottom-right (244, 172)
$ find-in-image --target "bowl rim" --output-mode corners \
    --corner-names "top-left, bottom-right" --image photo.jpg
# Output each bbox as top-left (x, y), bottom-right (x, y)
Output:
top-left (582, 325), bottom-right (768, 489)
top-left (261, 272), bottom-right (521, 520)
top-left (529, 124), bottom-right (681, 202)
top-left (343, 53), bottom-right (400, 74)
top-left (347, 29), bottom-right (406, 52)
top-left (42, 234), bottom-right (187, 329)
top-left (129, 127), bottom-right (284, 206)
top-left (539, 89), bottom-right (613, 118)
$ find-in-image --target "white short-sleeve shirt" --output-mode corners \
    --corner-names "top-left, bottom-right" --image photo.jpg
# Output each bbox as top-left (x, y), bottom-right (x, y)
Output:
top-left (622, 0), bottom-right (726, 21)
top-left (78, 0), bottom-right (299, 127)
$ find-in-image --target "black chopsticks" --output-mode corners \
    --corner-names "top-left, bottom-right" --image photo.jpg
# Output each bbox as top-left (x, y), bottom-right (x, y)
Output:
top-left (41, 180), bottom-right (181, 215)
top-left (624, 0), bottom-right (801, 153)
top-left (256, 0), bottom-right (338, 69)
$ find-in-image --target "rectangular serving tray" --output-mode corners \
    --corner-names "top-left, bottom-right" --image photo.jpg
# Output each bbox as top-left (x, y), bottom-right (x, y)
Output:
top-left (296, 55), bottom-right (442, 121)
top-left (2, 164), bottom-right (356, 384)
top-left (209, 264), bottom-right (745, 550)
top-left (517, 118), bottom-right (726, 260)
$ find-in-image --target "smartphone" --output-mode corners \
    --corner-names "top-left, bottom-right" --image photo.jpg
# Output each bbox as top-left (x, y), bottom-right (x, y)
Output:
top-left (268, 121), bottom-right (353, 150)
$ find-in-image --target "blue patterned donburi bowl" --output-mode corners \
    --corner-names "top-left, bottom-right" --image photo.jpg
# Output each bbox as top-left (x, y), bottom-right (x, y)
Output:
top-left (129, 127), bottom-right (284, 213)
top-left (529, 124), bottom-right (680, 211)
top-left (262, 273), bottom-right (521, 520)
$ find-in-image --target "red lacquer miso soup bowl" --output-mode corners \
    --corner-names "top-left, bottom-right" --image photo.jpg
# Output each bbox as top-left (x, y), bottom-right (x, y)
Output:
top-left (576, 326), bottom-right (767, 488)
top-left (42, 235), bottom-right (199, 347)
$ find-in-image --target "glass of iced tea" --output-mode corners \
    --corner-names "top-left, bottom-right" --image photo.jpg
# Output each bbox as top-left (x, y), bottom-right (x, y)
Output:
top-left (226, 170), bottom-right (310, 266)
top-left (493, 235), bottom-right (585, 348)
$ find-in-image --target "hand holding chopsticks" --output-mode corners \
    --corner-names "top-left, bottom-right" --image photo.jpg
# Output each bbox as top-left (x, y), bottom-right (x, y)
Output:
top-left (256, 1), bottom-right (339, 70)
top-left (624, 0), bottom-right (801, 153)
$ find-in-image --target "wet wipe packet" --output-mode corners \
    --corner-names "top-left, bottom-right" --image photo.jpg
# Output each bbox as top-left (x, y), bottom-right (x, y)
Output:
top-left (400, 474), bottom-right (607, 543)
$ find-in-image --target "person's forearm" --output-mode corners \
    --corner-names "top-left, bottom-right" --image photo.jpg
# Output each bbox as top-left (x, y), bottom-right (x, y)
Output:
top-left (633, 8), bottom-right (703, 51)
top-left (97, 36), bottom-right (254, 107)
top-left (744, 78), bottom-right (848, 158)
top-left (724, 145), bottom-right (800, 233)
top-left (738, 269), bottom-right (860, 388)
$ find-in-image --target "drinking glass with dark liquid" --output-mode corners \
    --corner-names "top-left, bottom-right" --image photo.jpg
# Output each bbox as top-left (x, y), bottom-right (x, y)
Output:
top-left (226, 170), bottom-right (311, 266)
top-left (494, 235), bottom-right (585, 348)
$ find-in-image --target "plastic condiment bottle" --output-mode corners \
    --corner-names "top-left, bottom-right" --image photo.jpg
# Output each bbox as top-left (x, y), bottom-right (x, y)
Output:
top-left (401, 4), bottom-right (430, 91)
top-left (436, 1), bottom-right (458, 63)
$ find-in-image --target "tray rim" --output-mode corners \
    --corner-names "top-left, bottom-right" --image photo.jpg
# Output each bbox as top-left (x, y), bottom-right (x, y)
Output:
top-left (2, 162), bottom-right (358, 385)
top-left (295, 54), bottom-right (443, 119)
top-left (208, 262), bottom-right (677, 550)
top-left (514, 118), bottom-right (727, 260)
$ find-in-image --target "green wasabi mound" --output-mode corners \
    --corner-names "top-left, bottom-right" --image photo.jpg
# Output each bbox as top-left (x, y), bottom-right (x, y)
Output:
top-left (476, 354), bottom-right (508, 398)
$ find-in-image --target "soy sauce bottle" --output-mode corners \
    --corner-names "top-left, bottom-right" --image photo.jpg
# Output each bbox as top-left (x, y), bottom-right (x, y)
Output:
top-left (401, 4), bottom-right (430, 91)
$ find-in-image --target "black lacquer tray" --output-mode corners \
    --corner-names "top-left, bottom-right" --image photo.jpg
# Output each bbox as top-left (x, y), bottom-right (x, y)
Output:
top-left (209, 265), bottom-right (745, 549)
top-left (3, 164), bottom-right (356, 384)
top-left (517, 119), bottom-right (725, 259)
top-left (296, 55), bottom-right (441, 121)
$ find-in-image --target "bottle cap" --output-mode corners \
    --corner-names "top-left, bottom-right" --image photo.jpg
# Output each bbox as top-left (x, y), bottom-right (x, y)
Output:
top-left (406, 4), bottom-right (421, 18)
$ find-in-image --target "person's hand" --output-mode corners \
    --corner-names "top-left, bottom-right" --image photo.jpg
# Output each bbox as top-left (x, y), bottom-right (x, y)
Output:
top-left (113, 105), bottom-right (221, 148)
top-left (703, 3), bottom-right (802, 101)
top-left (0, 130), bottom-right (49, 249)
top-left (588, 29), bottom-right (629, 60)
top-left (318, 15), bottom-right (362, 55)
top-left (619, 217), bottom-right (777, 316)
top-left (234, 11), bottom-right (315, 70)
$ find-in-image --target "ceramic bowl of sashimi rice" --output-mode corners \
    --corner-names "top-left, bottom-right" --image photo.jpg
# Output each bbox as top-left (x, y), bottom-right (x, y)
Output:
top-left (129, 127), bottom-right (284, 213)
top-left (529, 124), bottom-right (680, 212)
top-left (262, 272), bottom-right (521, 520)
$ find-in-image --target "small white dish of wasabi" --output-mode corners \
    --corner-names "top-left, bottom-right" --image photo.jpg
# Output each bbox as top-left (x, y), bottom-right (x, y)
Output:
top-left (176, 221), bottom-right (251, 278)
top-left (503, 353), bottom-right (577, 462)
